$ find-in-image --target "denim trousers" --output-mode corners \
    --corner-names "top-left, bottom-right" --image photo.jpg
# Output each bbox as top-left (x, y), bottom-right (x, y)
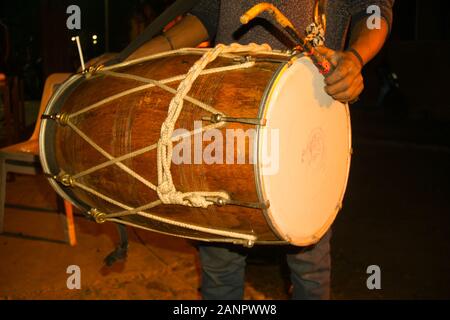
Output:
top-left (198, 229), bottom-right (331, 300)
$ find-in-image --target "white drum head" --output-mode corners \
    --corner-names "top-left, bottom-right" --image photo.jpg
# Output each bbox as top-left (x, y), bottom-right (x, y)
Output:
top-left (258, 56), bottom-right (352, 246)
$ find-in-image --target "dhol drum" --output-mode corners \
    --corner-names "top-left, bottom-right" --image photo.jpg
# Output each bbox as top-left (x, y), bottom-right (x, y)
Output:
top-left (39, 43), bottom-right (351, 247)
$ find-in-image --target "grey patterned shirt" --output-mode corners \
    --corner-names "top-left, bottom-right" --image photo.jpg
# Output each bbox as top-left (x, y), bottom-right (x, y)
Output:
top-left (191, 0), bottom-right (393, 51)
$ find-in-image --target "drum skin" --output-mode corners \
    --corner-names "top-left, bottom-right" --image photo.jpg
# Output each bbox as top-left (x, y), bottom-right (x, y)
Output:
top-left (51, 53), bottom-right (287, 243)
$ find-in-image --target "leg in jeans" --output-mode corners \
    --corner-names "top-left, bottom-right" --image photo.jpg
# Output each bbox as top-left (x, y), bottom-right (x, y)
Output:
top-left (198, 244), bottom-right (247, 300)
top-left (286, 229), bottom-right (332, 300)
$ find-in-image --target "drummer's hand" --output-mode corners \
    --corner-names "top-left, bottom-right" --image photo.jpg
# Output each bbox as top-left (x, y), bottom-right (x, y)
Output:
top-left (77, 53), bottom-right (117, 72)
top-left (315, 46), bottom-right (364, 103)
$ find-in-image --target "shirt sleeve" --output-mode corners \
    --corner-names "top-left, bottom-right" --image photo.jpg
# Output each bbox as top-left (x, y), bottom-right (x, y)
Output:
top-left (347, 0), bottom-right (394, 33)
top-left (189, 0), bottom-right (220, 40)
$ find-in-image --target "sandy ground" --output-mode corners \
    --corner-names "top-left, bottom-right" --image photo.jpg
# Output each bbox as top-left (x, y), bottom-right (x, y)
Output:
top-left (0, 174), bottom-right (288, 300)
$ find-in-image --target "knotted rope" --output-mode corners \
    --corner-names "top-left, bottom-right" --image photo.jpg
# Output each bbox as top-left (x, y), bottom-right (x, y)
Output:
top-left (156, 43), bottom-right (271, 208)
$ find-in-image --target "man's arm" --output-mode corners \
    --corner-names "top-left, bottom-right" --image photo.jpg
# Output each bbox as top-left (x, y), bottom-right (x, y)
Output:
top-left (316, 0), bottom-right (394, 103)
top-left (317, 17), bottom-right (389, 103)
top-left (127, 0), bottom-right (218, 60)
top-left (83, 14), bottom-right (208, 69)
top-left (348, 17), bottom-right (389, 67)
top-left (126, 15), bottom-right (209, 61)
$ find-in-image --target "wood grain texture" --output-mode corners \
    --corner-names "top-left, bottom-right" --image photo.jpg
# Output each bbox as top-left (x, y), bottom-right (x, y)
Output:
top-left (53, 53), bottom-right (286, 241)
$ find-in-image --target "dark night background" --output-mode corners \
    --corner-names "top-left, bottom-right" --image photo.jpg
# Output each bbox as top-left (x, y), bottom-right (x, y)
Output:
top-left (0, 0), bottom-right (449, 299)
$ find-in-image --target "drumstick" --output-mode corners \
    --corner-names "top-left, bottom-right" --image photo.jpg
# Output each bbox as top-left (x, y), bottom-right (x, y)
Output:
top-left (240, 3), bottom-right (299, 34)
top-left (240, 2), bottom-right (334, 75)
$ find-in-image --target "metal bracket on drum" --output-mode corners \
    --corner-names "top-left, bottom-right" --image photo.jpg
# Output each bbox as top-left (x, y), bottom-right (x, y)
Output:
top-left (44, 173), bottom-right (74, 187)
top-left (232, 55), bottom-right (254, 64)
top-left (241, 239), bottom-right (255, 248)
top-left (41, 113), bottom-right (70, 126)
top-left (208, 196), bottom-right (270, 210)
top-left (88, 208), bottom-right (107, 224)
top-left (233, 55), bottom-right (288, 64)
top-left (202, 113), bottom-right (266, 126)
top-left (83, 64), bottom-right (104, 75)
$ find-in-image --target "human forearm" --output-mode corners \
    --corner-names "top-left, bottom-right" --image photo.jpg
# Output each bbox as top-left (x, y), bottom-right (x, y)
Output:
top-left (127, 15), bottom-right (209, 61)
top-left (316, 16), bottom-right (390, 103)
top-left (348, 17), bottom-right (389, 66)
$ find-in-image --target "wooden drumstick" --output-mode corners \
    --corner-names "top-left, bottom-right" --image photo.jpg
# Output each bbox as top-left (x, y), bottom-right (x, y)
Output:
top-left (240, 2), bottom-right (335, 75)
top-left (240, 3), bottom-right (298, 32)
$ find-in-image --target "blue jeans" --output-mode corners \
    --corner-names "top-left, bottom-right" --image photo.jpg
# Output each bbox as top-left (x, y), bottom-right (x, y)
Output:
top-left (198, 229), bottom-right (331, 300)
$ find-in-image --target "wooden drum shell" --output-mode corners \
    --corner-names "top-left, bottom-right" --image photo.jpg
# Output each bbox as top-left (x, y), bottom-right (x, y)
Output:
top-left (43, 52), bottom-right (288, 244)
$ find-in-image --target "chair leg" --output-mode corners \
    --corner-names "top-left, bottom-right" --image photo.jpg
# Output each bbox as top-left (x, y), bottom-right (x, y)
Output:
top-left (64, 200), bottom-right (77, 246)
top-left (0, 159), bottom-right (6, 233)
top-left (2, 79), bottom-right (15, 145)
top-left (56, 196), bottom-right (77, 246)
